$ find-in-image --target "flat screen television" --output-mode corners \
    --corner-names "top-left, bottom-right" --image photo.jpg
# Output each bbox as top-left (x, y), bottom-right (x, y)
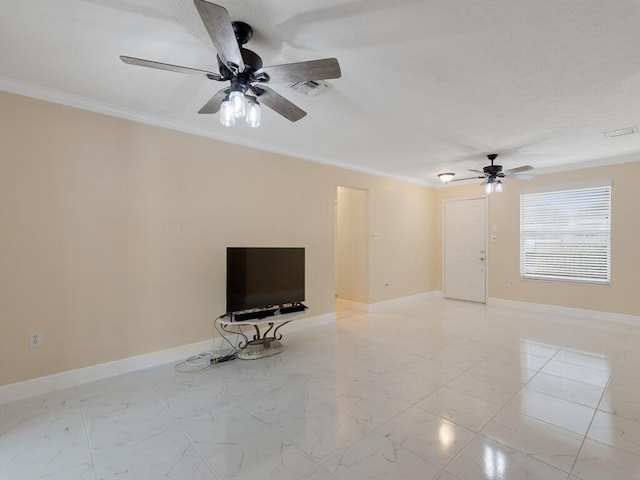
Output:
top-left (226, 247), bottom-right (305, 313)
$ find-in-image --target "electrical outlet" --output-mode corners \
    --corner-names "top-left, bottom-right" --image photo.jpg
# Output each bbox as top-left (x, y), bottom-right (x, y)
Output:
top-left (29, 331), bottom-right (42, 348)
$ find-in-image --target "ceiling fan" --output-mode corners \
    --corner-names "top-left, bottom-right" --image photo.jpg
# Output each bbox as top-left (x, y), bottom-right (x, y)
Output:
top-left (440, 154), bottom-right (534, 193)
top-left (120, 0), bottom-right (341, 127)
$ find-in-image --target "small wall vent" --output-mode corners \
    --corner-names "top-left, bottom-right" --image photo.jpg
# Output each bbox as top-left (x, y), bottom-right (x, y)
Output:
top-left (289, 80), bottom-right (332, 96)
top-left (603, 126), bottom-right (638, 138)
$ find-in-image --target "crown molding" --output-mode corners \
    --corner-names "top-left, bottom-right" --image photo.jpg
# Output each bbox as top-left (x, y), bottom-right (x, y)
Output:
top-left (0, 77), bottom-right (430, 187)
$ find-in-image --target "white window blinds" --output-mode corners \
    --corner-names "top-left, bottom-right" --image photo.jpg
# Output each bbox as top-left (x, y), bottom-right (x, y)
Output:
top-left (520, 186), bottom-right (611, 284)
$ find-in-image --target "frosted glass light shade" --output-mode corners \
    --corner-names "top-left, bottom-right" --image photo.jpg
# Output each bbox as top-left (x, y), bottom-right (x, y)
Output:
top-left (220, 100), bottom-right (235, 127)
top-left (485, 182), bottom-right (494, 194)
top-left (230, 91), bottom-right (246, 118)
top-left (494, 181), bottom-right (503, 193)
top-left (245, 100), bottom-right (261, 128)
top-left (438, 173), bottom-right (455, 183)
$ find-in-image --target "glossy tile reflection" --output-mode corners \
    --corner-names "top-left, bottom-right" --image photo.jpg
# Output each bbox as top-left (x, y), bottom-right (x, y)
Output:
top-left (3, 297), bottom-right (640, 479)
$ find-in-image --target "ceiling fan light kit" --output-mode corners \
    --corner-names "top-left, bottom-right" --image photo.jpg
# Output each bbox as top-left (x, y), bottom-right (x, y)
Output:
top-left (485, 179), bottom-right (503, 194)
top-left (219, 90), bottom-right (261, 127)
top-left (120, 0), bottom-right (341, 128)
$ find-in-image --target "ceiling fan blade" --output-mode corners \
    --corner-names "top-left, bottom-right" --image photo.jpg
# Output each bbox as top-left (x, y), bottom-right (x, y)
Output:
top-left (253, 85), bottom-right (307, 122)
top-left (468, 169), bottom-right (485, 174)
top-left (194, 0), bottom-right (244, 72)
top-left (198, 88), bottom-right (228, 114)
top-left (504, 165), bottom-right (533, 174)
top-left (508, 173), bottom-right (534, 180)
top-left (449, 176), bottom-right (484, 182)
top-left (120, 56), bottom-right (221, 80)
top-left (255, 58), bottom-right (341, 83)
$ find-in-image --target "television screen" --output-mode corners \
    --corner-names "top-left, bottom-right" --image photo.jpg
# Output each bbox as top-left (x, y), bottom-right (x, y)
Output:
top-left (226, 247), bottom-right (305, 313)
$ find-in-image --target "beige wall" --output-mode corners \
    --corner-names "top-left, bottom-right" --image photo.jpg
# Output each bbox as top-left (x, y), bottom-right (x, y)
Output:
top-left (11, 85), bottom-right (635, 388)
top-left (335, 186), bottom-right (369, 303)
top-left (0, 91), bottom-right (436, 386)
top-left (436, 162), bottom-right (640, 316)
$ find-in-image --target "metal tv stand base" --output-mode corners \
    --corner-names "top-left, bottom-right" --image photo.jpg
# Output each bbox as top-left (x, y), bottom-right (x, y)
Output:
top-left (235, 338), bottom-right (284, 360)
top-left (217, 304), bottom-right (307, 360)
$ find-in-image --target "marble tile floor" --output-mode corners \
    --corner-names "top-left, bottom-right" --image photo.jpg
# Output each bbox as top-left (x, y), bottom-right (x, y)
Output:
top-left (3, 297), bottom-right (640, 479)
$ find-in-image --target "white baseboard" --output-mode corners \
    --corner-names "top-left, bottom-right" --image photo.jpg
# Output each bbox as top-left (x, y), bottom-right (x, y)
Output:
top-left (368, 291), bottom-right (442, 313)
top-left (335, 298), bottom-right (370, 312)
top-left (488, 297), bottom-right (640, 326)
top-left (0, 312), bottom-right (335, 406)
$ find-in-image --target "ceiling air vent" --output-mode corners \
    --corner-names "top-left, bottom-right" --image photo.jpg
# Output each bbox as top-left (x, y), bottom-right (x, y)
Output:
top-left (289, 80), bottom-right (332, 97)
top-left (603, 126), bottom-right (638, 138)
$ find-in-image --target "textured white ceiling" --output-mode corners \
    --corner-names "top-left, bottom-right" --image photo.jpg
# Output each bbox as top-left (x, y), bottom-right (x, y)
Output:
top-left (2, 0), bottom-right (640, 185)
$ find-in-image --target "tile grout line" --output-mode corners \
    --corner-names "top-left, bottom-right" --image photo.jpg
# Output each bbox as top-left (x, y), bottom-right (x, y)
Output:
top-left (523, 347), bottom-right (610, 409)
top-left (566, 363), bottom-right (615, 477)
top-left (426, 347), bottom-right (561, 478)
top-left (367, 342), bottom-right (492, 479)
top-left (441, 348), bottom-right (578, 475)
top-left (510, 348), bottom-right (605, 432)
top-left (150, 375), bottom-right (224, 480)
top-left (78, 386), bottom-right (100, 480)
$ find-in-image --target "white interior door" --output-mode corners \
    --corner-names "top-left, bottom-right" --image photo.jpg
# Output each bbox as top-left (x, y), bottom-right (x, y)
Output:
top-left (444, 198), bottom-right (487, 303)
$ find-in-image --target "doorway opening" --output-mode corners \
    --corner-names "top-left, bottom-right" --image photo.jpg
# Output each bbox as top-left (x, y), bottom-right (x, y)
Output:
top-left (334, 186), bottom-right (370, 319)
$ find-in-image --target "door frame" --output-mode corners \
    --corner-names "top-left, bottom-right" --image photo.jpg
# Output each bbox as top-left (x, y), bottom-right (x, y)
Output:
top-left (442, 196), bottom-right (488, 303)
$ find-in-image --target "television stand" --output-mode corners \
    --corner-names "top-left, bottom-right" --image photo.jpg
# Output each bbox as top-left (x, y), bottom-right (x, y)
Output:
top-left (217, 304), bottom-right (307, 360)
top-left (235, 338), bottom-right (284, 360)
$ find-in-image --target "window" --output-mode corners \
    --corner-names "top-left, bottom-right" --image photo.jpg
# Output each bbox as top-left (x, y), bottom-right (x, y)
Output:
top-left (520, 186), bottom-right (611, 284)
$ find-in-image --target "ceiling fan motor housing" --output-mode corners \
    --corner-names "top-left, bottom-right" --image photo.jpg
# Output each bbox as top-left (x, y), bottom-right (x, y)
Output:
top-left (483, 164), bottom-right (503, 175)
top-left (483, 154), bottom-right (503, 178)
top-left (217, 48), bottom-right (262, 76)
